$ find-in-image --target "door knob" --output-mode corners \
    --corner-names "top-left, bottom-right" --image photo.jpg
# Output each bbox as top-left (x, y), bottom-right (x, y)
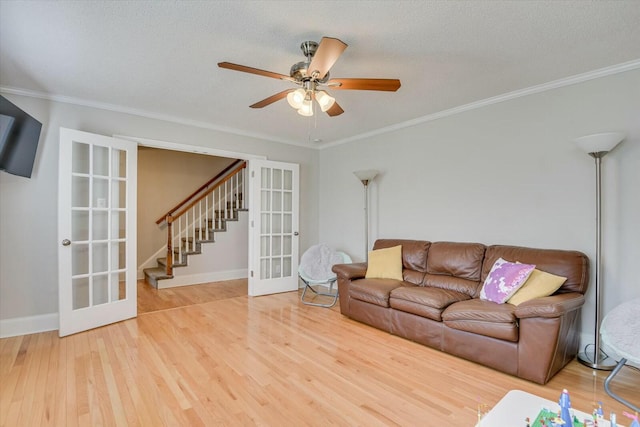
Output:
top-left (294, 232), bottom-right (299, 236)
top-left (62, 239), bottom-right (71, 246)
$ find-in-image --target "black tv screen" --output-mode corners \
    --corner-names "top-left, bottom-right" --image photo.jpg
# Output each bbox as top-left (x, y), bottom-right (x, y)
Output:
top-left (0, 95), bottom-right (42, 178)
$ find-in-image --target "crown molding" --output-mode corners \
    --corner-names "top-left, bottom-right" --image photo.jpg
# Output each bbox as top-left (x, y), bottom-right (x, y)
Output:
top-left (0, 86), bottom-right (308, 148)
top-left (320, 59), bottom-right (640, 149)
top-left (2, 59), bottom-right (638, 151)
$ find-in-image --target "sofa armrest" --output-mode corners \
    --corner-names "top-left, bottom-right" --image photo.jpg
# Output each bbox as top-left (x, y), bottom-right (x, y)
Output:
top-left (515, 292), bottom-right (585, 319)
top-left (332, 262), bottom-right (368, 280)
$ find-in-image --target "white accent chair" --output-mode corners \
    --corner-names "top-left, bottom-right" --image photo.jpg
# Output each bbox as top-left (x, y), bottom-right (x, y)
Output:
top-left (299, 244), bottom-right (351, 308)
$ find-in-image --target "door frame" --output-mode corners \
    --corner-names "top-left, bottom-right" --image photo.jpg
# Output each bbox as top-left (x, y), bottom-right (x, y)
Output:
top-left (115, 135), bottom-right (268, 295)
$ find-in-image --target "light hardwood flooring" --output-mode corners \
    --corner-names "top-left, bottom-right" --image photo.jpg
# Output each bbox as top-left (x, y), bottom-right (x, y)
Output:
top-left (1, 281), bottom-right (638, 426)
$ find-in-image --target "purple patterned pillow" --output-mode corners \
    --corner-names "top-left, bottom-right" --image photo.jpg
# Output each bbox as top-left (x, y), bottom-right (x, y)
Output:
top-left (480, 258), bottom-right (536, 304)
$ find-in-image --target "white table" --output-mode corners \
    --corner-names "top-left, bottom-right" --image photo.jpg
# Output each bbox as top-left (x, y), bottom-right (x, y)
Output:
top-left (601, 298), bottom-right (640, 412)
top-left (478, 389), bottom-right (624, 427)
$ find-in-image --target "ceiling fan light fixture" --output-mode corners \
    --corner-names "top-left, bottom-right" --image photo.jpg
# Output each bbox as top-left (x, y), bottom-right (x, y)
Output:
top-left (298, 99), bottom-right (313, 116)
top-left (286, 88), bottom-right (306, 109)
top-left (315, 90), bottom-right (335, 112)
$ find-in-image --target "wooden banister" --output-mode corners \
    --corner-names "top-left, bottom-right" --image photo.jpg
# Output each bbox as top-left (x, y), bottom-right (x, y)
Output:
top-left (156, 159), bottom-right (246, 225)
top-left (159, 159), bottom-right (247, 276)
top-left (171, 163), bottom-right (245, 220)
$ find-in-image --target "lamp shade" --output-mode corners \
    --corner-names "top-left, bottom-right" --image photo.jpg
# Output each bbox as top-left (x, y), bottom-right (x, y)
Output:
top-left (287, 88), bottom-right (306, 109)
top-left (353, 169), bottom-right (378, 183)
top-left (574, 132), bottom-right (625, 154)
top-left (297, 99), bottom-right (313, 116)
top-left (315, 90), bottom-right (336, 112)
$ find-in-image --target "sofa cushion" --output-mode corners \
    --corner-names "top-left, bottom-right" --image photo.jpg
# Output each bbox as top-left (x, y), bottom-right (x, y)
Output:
top-left (507, 269), bottom-right (567, 306)
top-left (349, 278), bottom-right (406, 308)
top-left (365, 245), bottom-right (403, 280)
top-left (480, 258), bottom-right (535, 304)
top-left (373, 239), bottom-right (431, 272)
top-left (427, 241), bottom-right (486, 281)
top-left (390, 286), bottom-right (470, 321)
top-left (482, 245), bottom-right (588, 295)
top-left (422, 273), bottom-right (480, 298)
top-left (442, 299), bottom-right (519, 342)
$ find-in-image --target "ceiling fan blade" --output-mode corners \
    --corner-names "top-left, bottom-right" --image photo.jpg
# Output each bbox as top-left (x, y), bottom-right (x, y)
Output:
top-left (218, 62), bottom-right (293, 81)
top-left (326, 101), bottom-right (344, 117)
top-left (308, 37), bottom-right (347, 80)
top-left (249, 89), bottom-right (293, 108)
top-left (327, 78), bottom-right (401, 91)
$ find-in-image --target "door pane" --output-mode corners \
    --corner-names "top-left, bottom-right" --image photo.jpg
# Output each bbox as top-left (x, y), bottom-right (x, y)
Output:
top-left (273, 169), bottom-right (282, 189)
top-left (272, 191), bottom-right (282, 211)
top-left (72, 211), bottom-right (89, 241)
top-left (111, 272), bottom-right (125, 302)
top-left (283, 170), bottom-right (292, 191)
top-left (261, 167), bottom-right (270, 188)
top-left (271, 258), bottom-right (281, 278)
top-left (283, 257), bottom-right (292, 277)
top-left (72, 142), bottom-right (90, 174)
top-left (72, 176), bottom-right (90, 207)
top-left (115, 149), bottom-right (126, 178)
top-left (111, 211), bottom-right (125, 239)
top-left (92, 274), bottom-right (109, 305)
top-left (260, 259), bottom-right (270, 279)
top-left (261, 236), bottom-right (270, 256)
top-left (72, 277), bottom-right (90, 309)
top-left (72, 244), bottom-right (89, 275)
top-left (112, 179), bottom-right (125, 209)
top-left (93, 146), bottom-right (109, 176)
top-left (92, 242), bottom-right (108, 273)
top-left (93, 210), bottom-right (108, 240)
top-left (93, 177), bottom-right (108, 208)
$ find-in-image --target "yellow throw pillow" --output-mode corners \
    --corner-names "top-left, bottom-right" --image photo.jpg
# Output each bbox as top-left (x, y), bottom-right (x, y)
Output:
top-left (507, 268), bottom-right (567, 306)
top-left (365, 245), bottom-right (403, 280)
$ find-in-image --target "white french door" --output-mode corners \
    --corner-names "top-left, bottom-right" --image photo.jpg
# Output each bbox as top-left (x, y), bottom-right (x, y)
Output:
top-left (248, 160), bottom-right (299, 296)
top-left (58, 128), bottom-right (137, 337)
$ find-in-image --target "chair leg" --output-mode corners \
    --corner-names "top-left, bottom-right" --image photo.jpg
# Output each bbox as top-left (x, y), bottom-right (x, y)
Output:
top-left (604, 358), bottom-right (640, 412)
top-left (300, 278), bottom-right (339, 308)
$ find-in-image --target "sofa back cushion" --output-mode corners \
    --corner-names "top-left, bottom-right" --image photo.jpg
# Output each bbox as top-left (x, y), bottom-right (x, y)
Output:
top-left (426, 242), bottom-right (486, 281)
top-left (481, 245), bottom-right (589, 296)
top-left (373, 239), bottom-right (431, 285)
top-left (423, 241), bottom-right (486, 296)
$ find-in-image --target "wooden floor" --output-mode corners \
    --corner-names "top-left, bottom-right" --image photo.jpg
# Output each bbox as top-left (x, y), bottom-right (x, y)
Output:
top-left (1, 281), bottom-right (638, 426)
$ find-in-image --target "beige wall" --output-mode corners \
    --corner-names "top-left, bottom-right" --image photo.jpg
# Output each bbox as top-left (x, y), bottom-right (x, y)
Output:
top-left (137, 147), bottom-right (236, 267)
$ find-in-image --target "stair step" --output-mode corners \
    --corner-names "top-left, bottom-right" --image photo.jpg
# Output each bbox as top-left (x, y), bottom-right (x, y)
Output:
top-left (143, 267), bottom-right (173, 289)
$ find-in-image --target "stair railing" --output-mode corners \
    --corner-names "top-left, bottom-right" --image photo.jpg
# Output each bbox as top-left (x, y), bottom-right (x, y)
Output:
top-left (156, 160), bottom-right (247, 276)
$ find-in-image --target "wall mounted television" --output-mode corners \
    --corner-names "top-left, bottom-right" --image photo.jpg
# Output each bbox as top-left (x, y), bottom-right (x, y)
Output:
top-left (0, 95), bottom-right (43, 178)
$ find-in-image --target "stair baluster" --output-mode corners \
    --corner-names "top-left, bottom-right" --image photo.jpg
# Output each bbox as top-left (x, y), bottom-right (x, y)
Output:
top-left (148, 160), bottom-right (247, 282)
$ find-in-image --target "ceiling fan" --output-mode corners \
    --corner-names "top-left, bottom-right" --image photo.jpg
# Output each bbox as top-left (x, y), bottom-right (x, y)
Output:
top-left (218, 37), bottom-right (401, 117)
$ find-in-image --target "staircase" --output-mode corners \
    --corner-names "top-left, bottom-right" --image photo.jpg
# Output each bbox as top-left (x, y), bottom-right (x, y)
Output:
top-left (143, 160), bottom-right (248, 288)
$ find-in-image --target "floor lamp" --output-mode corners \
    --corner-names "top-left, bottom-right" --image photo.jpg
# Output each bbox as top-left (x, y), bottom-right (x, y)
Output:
top-left (353, 169), bottom-right (378, 261)
top-left (574, 132), bottom-right (625, 370)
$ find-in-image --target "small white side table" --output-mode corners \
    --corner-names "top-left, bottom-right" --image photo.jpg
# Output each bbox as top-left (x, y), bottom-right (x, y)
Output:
top-left (601, 298), bottom-right (640, 412)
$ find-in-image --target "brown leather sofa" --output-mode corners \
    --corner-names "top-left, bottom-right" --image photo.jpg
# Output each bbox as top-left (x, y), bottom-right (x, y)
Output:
top-left (332, 239), bottom-right (589, 384)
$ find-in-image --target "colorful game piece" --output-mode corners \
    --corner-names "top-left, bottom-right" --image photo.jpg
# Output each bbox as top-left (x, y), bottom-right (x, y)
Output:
top-left (623, 411), bottom-right (639, 427)
top-left (559, 389), bottom-right (573, 427)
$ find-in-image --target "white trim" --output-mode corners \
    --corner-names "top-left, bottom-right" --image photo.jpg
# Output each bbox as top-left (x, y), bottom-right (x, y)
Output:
top-left (156, 269), bottom-right (247, 289)
top-left (115, 135), bottom-right (266, 161)
top-left (0, 86), bottom-right (301, 146)
top-left (0, 313), bottom-right (58, 338)
top-left (2, 59), bottom-right (638, 149)
top-left (321, 59), bottom-right (640, 149)
top-left (137, 245), bottom-right (167, 279)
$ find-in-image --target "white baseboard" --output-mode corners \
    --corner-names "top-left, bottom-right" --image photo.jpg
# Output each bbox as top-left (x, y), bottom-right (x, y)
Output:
top-left (156, 269), bottom-right (247, 289)
top-left (0, 313), bottom-right (58, 338)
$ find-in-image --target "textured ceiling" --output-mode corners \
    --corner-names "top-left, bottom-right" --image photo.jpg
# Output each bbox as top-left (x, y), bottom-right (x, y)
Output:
top-left (1, 1), bottom-right (640, 147)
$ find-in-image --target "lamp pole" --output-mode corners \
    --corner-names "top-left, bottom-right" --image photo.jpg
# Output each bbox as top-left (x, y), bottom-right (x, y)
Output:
top-left (574, 132), bottom-right (624, 370)
top-left (354, 170), bottom-right (378, 261)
